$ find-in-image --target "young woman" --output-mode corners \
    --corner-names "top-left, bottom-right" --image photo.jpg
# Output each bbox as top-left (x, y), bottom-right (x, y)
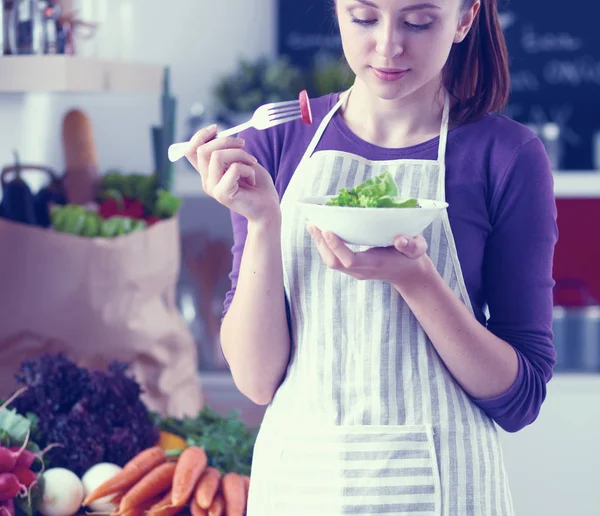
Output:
top-left (186, 0), bottom-right (558, 514)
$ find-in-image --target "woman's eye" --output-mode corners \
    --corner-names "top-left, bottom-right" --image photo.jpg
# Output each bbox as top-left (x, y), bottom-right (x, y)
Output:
top-left (351, 17), bottom-right (377, 27)
top-left (405, 21), bottom-right (433, 31)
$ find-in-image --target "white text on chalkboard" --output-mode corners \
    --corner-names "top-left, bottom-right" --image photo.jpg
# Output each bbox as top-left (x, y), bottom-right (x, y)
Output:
top-left (521, 25), bottom-right (584, 54)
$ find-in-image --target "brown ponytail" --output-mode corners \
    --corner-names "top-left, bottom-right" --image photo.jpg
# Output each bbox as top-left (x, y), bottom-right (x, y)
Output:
top-left (443, 0), bottom-right (510, 124)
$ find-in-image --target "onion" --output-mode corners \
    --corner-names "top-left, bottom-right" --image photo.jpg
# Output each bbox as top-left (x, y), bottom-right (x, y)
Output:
top-left (81, 463), bottom-right (123, 512)
top-left (39, 468), bottom-right (84, 516)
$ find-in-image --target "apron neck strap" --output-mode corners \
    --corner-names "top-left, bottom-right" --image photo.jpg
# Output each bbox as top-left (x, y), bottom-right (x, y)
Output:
top-left (437, 91), bottom-right (450, 167)
top-left (302, 88), bottom-right (352, 161)
top-left (303, 86), bottom-right (450, 166)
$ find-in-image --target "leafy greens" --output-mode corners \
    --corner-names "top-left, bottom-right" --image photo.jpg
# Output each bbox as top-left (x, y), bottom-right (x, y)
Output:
top-left (326, 171), bottom-right (419, 208)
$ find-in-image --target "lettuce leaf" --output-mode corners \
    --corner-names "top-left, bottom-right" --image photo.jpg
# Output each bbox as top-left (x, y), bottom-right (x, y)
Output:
top-left (326, 171), bottom-right (418, 208)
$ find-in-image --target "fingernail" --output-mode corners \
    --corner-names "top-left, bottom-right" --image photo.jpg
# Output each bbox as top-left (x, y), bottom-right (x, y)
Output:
top-left (235, 138), bottom-right (246, 146)
top-left (251, 155), bottom-right (258, 163)
top-left (397, 237), bottom-right (408, 248)
top-left (206, 124), bottom-right (217, 132)
top-left (324, 232), bottom-right (332, 243)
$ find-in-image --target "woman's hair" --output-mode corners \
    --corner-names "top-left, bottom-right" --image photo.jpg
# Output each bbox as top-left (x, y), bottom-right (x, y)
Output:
top-left (330, 0), bottom-right (510, 124)
top-left (444, 0), bottom-right (510, 124)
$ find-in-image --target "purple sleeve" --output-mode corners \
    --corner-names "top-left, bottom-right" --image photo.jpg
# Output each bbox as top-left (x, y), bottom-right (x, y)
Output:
top-left (472, 137), bottom-right (558, 432)
top-left (221, 126), bottom-right (279, 317)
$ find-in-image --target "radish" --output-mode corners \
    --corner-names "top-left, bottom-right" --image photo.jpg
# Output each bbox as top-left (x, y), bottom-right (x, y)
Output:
top-left (39, 468), bottom-right (84, 516)
top-left (8, 442), bottom-right (63, 471)
top-left (0, 449), bottom-right (18, 475)
top-left (299, 89), bottom-right (313, 125)
top-left (0, 473), bottom-right (23, 501)
top-left (0, 432), bottom-right (30, 474)
top-left (6, 448), bottom-right (34, 470)
top-left (0, 498), bottom-right (15, 516)
top-left (13, 468), bottom-right (37, 489)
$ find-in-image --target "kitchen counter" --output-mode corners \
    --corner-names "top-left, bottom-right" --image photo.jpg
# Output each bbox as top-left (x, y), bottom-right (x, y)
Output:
top-left (499, 373), bottom-right (600, 516)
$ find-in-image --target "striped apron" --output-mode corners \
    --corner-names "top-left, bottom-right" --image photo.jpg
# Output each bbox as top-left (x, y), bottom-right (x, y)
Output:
top-left (246, 89), bottom-right (515, 515)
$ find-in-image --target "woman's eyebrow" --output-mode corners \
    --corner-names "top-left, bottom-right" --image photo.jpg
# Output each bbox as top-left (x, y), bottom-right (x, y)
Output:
top-left (350, 0), bottom-right (441, 12)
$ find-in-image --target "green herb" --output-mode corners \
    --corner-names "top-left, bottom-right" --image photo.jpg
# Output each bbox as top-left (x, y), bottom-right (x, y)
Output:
top-left (152, 407), bottom-right (257, 476)
top-left (100, 216), bottom-right (147, 238)
top-left (100, 171), bottom-right (161, 213)
top-left (326, 171), bottom-right (420, 208)
top-left (152, 189), bottom-right (182, 218)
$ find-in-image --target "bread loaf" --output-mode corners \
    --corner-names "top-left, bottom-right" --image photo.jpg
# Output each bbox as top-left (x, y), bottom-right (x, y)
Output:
top-left (62, 108), bottom-right (100, 204)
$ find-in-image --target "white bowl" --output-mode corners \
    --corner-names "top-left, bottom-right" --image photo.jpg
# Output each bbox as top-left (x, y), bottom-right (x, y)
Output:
top-left (297, 196), bottom-right (449, 247)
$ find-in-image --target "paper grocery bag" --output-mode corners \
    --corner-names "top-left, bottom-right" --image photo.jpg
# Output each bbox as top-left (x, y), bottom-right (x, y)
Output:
top-left (0, 216), bottom-right (203, 418)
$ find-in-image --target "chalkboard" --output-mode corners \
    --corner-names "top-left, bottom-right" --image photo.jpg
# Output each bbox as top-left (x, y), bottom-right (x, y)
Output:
top-left (502, 1), bottom-right (600, 169)
top-left (278, 0), bottom-right (600, 170)
top-left (277, 1), bottom-right (339, 70)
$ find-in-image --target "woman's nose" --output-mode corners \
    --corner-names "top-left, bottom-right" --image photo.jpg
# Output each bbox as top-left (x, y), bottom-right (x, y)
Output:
top-left (375, 20), bottom-right (403, 59)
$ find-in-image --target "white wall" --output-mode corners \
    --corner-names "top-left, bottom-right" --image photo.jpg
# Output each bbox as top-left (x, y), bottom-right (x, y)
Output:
top-left (0, 0), bottom-right (276, 176)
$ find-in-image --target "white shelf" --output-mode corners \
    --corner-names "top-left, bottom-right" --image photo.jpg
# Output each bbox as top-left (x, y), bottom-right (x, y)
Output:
top-left (173, 170), bottom-right (600, 199)
top-left (553, 171), bottom-right (600, 198)
top-left (0, 55), bottom-right (163, 93)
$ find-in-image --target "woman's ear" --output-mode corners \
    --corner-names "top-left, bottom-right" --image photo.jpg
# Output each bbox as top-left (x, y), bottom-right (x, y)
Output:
top-left (454, 0), bottom-right (481, 43)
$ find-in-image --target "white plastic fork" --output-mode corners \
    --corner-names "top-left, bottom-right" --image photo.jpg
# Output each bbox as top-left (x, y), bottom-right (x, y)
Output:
top-left (167, 99), bottom-right (302, 162)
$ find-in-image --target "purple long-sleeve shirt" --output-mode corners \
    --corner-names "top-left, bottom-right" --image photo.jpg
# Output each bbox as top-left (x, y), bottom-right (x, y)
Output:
top-left (222, 93), bottom-right (558, 433)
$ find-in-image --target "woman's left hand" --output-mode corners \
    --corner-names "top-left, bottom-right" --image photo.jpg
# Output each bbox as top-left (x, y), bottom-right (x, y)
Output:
top-left (306, 224), bottom-right (430, 286)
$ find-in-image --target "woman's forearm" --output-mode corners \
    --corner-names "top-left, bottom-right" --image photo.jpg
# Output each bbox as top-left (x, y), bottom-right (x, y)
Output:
top-left (220, 216), bottom-right (291, 405)
top-left (393, 257), bottom-right (519, 400)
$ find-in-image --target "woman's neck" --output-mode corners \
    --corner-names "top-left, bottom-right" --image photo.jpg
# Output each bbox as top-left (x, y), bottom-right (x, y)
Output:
top-left (340, 78), bottom-right (448, 149)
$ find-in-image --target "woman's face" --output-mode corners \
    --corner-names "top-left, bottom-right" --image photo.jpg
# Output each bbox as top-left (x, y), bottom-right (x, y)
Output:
top-left (336, 0), bottom-right (479, 101)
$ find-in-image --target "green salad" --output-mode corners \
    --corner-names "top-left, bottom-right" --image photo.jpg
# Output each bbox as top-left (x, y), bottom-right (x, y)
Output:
top-left (326, 171), bottom-right (420, 208)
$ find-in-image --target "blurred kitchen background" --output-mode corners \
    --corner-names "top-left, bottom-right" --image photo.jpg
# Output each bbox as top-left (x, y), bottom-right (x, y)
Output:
top-left (0, 0), bottom-right (599, 514)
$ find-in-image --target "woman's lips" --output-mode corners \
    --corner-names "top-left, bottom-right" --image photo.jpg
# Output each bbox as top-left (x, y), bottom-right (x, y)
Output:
top-left (372, 67), bottom-right (410, 82)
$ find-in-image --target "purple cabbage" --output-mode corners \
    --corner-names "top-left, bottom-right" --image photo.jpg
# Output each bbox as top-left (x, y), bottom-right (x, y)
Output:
top-left (11, 353), bottom-right (159, 476)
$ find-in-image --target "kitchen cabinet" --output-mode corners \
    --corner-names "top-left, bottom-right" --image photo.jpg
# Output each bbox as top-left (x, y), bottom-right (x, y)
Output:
top-left (0, 55), bottom-right (163, 93)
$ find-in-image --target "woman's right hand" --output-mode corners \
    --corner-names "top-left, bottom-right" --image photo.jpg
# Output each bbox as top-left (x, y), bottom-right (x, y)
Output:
top-left (184, 124), bottom-right (280, 224)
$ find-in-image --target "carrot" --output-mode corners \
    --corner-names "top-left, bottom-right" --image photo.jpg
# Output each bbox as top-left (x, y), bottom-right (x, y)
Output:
top-left (241, 475), bottom-right (250, 497)
top-left (119, 462), bottom-right (177, 512)
top-left (171, 446), bottom-right (208, 507)
top-left (221, 473), bottom-right (246, 516)
top-left (119, 508), bottom-right (145, 516)
top-left (83, 446), bottom-right (166, 506)
top-left (208, 493), bottom-right (225, 516)
top-left (194, 467), bottom-right (221, 509)
top-left (135, 494), bottom-right (164, 512)
top-left (242, 475), bottom-right (251, 513)
top-left (111, 492), bottom-right (124, 505)
top-left (190, 498), bottom-right (207, 516)
top-left (147, 490), bottom-right (180, 516)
